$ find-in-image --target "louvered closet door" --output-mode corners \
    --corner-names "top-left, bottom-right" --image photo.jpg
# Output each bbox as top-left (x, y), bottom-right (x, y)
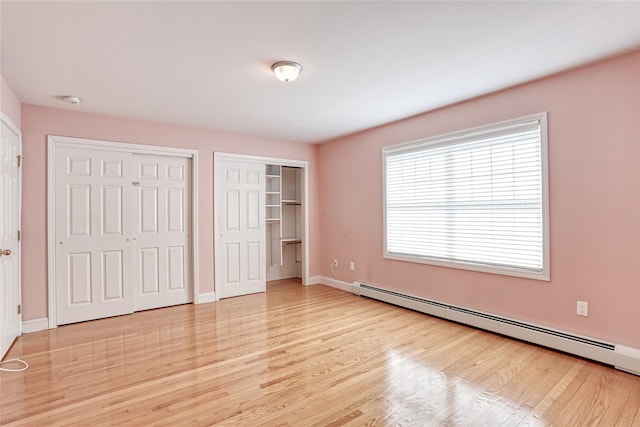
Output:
top-left (55, 148), bottom-right (134, 325)
top-left (132, 154), bottom-right (192, 311)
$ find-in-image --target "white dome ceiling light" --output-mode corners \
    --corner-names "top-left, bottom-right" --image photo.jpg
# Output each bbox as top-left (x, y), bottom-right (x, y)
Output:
top-left (271, 61), bottom-right (302, 82)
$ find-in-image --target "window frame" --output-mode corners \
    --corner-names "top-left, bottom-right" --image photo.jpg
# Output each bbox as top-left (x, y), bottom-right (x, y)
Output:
top-left (382, 112), bottom-right (550, 281)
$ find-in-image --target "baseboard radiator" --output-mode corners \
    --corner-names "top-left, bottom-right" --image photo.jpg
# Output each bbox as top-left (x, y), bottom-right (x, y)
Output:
top-left (354, 281), bottom-right (639, 375)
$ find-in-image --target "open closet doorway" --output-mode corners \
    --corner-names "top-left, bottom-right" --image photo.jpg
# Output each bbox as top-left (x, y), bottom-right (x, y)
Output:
top-left (265, 164), bottom-right (303, 281)
top-left (214, 153), bottom-right (309, 299)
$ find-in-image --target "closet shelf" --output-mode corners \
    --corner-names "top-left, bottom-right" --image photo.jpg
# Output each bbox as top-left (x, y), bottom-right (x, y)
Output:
top-left (267, 164), bottom-right (302, 271)
top-left (281, 238), bottom-right (302, 245)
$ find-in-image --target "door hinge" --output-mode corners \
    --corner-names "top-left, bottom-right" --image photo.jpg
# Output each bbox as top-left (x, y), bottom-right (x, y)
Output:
top-left (17, 155), bottom-right (23, 167)
top-left (17, 230), bottom-right (21, 241)
top-left (18, 305), bottom-right (21, 315)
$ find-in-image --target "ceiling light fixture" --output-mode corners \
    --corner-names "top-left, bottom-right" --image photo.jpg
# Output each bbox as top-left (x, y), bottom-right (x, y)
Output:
top-left (62, 96), bottom-right (81, 105)
top-left (271, 61), bottom-right (302, 82)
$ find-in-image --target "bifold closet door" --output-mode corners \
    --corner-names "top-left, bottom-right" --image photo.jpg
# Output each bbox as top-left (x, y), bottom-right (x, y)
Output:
top-left (55, 148), bottom-right (134, 325)
top-left (132, 154), bottom-right (192, 311)
top-left (55, 148), bottom-right (192, 325)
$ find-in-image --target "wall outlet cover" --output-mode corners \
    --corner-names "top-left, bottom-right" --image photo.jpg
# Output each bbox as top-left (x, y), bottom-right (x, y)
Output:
top-left (577, 301), bottom-right (588, 317)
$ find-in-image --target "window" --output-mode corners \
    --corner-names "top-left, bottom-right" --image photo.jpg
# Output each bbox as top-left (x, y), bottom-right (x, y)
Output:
top-left (383, 113), bottom-right (549, 280)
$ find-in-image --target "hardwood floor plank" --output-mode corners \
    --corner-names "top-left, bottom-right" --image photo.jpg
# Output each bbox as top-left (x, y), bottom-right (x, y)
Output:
top-left (1, 279), bottom-right (638, 426)
top-left (597, 372), bottom-right (640, 426)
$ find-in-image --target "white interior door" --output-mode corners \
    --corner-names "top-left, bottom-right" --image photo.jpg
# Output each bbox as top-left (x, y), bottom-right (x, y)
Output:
top-left (0, 118), bottom-right (21, 359)
top-left (55, 148), bottom-right (133, 325)
top-left (215, 158), bottom-right (265, 298)
top-left (132, 154), bottom-right (192, 311)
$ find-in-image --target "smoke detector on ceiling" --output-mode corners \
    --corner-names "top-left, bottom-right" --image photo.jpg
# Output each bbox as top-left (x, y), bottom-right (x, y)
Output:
top-left (61, 96), bottom-right (81, 105)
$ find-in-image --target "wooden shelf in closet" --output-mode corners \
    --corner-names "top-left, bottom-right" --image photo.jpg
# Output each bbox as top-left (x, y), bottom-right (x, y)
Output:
top-left (281, 238), bottom-right (302, 245)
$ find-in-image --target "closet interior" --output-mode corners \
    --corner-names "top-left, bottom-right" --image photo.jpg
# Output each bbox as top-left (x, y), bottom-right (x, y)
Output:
top-left (265, 164), bottom-right (303, 281)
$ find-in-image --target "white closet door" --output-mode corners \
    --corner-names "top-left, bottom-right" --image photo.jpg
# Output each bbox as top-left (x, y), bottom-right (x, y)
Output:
top-left (55, 148), bottom-right (133, 325)
top-left (132, 154), bottom-right (192, 310)
top-left (215, 158), bottom-right (265, 298)
top-left (0, 119), bottom-right (21, 359)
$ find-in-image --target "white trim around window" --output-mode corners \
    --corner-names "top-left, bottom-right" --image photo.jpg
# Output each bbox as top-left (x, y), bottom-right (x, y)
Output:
top-left (382, 113), bottom-right (550, 281)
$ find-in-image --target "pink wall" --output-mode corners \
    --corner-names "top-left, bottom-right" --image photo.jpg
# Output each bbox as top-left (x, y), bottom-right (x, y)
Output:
top-left (20, 105), bottom-right (320, 320)
top-left (318, 51), bottom-right (640, 347)
top-left (1, 75), bottom-right (21, 128)
top-left (14, 52), bottom-right (640, 348)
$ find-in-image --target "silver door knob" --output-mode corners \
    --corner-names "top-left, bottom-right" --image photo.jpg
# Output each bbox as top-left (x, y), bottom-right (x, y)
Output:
top-left (0, 249), bottom-right (11, 256)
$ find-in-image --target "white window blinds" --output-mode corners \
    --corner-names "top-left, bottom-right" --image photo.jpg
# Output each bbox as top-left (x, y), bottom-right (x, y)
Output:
top-left (384, 113), bottom-right (549, 279)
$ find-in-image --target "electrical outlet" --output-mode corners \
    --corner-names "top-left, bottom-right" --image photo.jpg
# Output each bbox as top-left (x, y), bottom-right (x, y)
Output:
top-left (349, 261), bottom-right (355, 271)
top-left (332, 258), bottom-right (338, 268)
top-left (577, 301), bottom-right (588, 317)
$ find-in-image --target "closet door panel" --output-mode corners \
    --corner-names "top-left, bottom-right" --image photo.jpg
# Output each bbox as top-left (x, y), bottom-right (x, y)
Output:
top-left (215, 158), bottom-right (266, 298)
top-left (132, 154), bottom-right (192, 310)
top-left (55, 148), bottom-right (133, 325)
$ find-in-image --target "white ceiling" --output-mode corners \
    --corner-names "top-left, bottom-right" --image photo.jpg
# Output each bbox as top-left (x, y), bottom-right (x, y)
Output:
top-left (1, 1), bottom-right (638, 143)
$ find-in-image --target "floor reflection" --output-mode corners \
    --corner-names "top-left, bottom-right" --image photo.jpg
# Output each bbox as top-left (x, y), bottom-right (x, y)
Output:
top-left (385, 349), bottom-right (548, 426)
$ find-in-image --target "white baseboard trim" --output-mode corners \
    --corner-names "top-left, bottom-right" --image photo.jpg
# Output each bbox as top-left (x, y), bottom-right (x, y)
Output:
top-left (615, 344), bottom-right (640, 375)
top-left (317, 276), bottom-right (358, 293)
top-left (196, 292), bottom-right (216, 304)
top-left (22, 318), bottom-right (49, 333)
top-left (305, 276), bottom-right (322, 285)
top-left (267, 271), bottom-right (299, 281)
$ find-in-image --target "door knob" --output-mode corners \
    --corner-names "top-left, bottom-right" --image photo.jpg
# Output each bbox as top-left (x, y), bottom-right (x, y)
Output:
top-left (0, 249), bottom-right (11, 256)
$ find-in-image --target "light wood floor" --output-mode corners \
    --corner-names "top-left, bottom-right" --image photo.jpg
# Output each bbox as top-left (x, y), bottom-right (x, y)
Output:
top-left (1, 279), bottom-right (639, 426)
